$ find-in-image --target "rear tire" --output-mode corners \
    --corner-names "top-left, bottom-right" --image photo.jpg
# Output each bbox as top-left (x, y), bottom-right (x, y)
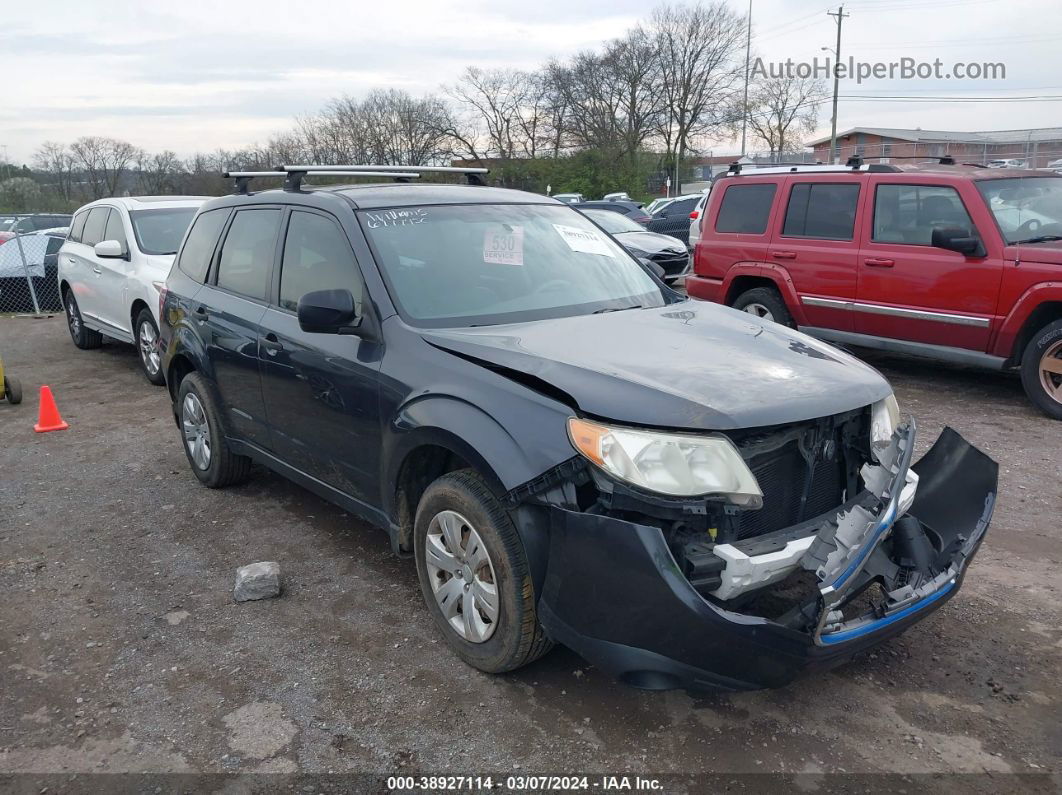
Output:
top-left (135, 308), bottom-right (166, 386)
top-left (3, 376), bottom-right (21, 405)
top-left (176, 372), bottom-right (252, 487)
top-left (732, 286), bottom-right (794, 327)
top-left (414, 470), bottom-right (553, 674)
top-left (1020, 319), bottom-right (1062, 420)
top-left (63, 290), bottom-right (102, 349)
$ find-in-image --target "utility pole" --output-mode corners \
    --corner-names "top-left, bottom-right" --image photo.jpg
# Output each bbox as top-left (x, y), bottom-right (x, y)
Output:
top-left (740, 0), bottom-right (753, 157)
top-left (827, 5), bottom-right (849, 164)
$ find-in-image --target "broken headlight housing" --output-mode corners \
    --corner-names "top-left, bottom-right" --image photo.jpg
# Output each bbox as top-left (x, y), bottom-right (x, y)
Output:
top-left (567, 418), bottom-right (763, 506)
top-left (870, 393), bottom-right (901, 460)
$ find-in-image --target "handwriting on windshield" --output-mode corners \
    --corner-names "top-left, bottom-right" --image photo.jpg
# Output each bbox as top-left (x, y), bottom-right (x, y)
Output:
top-left (365, 209), bottom-right (428, 228)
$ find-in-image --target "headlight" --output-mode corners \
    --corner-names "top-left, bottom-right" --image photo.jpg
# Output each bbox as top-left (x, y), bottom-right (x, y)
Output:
top-left (870, 394), bottom-right (901, 458)
top-left (567, 418), bottom-right (763, 506)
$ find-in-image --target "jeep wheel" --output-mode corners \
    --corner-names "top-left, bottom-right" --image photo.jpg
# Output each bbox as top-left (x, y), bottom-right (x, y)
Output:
top-left (1021, 319), bottom-right (1062, 420)
top-left (414, 470), bottom-right (553, 674)
top-left (176, 372), bottom-right (252, 487)
top-left (732, 287), bottom-right (794, 327)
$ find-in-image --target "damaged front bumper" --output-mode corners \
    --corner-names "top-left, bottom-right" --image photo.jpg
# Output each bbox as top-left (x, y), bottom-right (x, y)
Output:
top-left (537, 425), bottom-right (998, 690)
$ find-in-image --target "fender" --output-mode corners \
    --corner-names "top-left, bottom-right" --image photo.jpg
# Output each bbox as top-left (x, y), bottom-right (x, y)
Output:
top-left (991, 280), bottom-right (1062, 359)
top-left (721, 262), bottom-right (809, 326)
top-left (163, 321), bottom-right (236, 436)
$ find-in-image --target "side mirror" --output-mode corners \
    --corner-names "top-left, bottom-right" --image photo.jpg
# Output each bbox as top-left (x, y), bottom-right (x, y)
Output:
top-left (639, 257), bottom-right (666, 280)
top-left (94, 239), bottom-right (125, 259)
top-left (931, 226), bottom-right (983, 256)
top-left (297, 288), bottom-right (359, 334)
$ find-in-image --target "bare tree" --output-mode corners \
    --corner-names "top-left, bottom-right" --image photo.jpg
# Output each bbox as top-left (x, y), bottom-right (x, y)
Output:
top-left (746, 74), bottom-right (827, 158)
top-left (69, 137), bottom-right (143, 198)
top-left (33, 142), bottom-right (76, 201)
top-left (445, 67), bottom-right (529, 159)
top-left (649, 2), bottom-right (746, 171)
top-left (136, 150), bottom-right (183, 194)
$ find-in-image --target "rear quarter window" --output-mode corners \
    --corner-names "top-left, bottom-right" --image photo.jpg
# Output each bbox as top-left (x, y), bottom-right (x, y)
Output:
top-left (176, 208), bottom-right (230, 283)
top-left (714, 183), bottom-right (778, 234)
top-left (69, 211), bottom-right (89, 243)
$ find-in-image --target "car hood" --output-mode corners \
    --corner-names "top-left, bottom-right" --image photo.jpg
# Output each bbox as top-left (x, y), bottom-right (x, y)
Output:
top-left (143, 254), bottom-right (176, 272)
top-left (615, 231), bottom-right (686, 255)
top-left (1009, 241), bottom-right (1062, 265)
top-left (420, 301), bottom-right (892, 431)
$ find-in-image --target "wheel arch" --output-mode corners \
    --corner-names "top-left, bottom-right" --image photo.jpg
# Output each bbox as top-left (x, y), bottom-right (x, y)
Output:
top-left (1008, 301), bottom-right (1062, 365)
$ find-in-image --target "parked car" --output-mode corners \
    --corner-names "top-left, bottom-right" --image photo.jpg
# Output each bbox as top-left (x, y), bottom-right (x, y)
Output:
top-left (58, 196), bottom-right (207, 384)
top-left (985, 159), bottom-right (1026, 169)
top-left (579, 207), bottom-right (689, 283)
top-left (0, 214), bottom-right (72, 244)
top-left (552, 193), bottom-right (584, 204)
top-left (687, 161), bottom-right (1062, 419)
top-left (577, 199), bottom-right (652, 225)
top-left (0, 227), bottom-right (67, 312)
top-left (687, 191), bottom-right (711, 250)
top-left (158, 167), bottom-right (997, 692)
top-left (644, 197), bottom-right (674, 216)
top-left (646, 193), bottom-right (702, 246)
top-left (601, 192), bottom-right (631, 201)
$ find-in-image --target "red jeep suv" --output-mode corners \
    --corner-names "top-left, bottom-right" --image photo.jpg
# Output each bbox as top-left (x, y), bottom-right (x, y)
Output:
top-left (688, 161), bottom-right (1062, 418)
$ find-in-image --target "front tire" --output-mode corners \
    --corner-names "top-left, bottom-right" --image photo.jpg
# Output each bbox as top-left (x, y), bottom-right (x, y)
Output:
top-left (3, 376), bottom-right (21, 404)
top-left (732, 286), bottom-right (794, 327)
top-left (176, 372), bottom-right (252, 487)
top-left (1020, 319), bottom-right (1062, 420)
top-left (63, 290), bottom-right (102, 350)
top-left (414, 470), bottom-right (553, 674)
top-left (135, 308), bottom-right (166, 386)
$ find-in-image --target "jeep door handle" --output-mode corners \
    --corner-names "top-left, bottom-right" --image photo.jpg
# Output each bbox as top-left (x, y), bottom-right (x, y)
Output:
top-left (261, 333), bottom-right (284, 356)
top-left (865, 258), bottom-right (895, 267)
top-left (771, 251), bottom-right (797, 259)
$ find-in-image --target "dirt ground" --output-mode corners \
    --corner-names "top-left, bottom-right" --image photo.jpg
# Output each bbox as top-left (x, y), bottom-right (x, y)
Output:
top-left (1, 314), bottom-right (1059, 793)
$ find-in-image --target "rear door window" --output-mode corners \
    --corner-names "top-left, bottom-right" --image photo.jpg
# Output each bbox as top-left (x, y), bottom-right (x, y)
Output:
top-left (782, 183), bottom-right (861, 240)
top-left (215, 209), bottom-right (281, 301)
top-left (69, 211), bottom-right (89, 243)
top-left (715, 183), bottom-right (777, 234)
top-left (176, 209), bottom-right (230, 283)
top-left (81, 207), bottom-right (110, 247)
top-left (873, 184), bottom-right (976, 245)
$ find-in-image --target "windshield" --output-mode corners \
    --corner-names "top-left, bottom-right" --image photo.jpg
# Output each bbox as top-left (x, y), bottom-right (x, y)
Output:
top-left (130, 208), bottom-right (199, 255)
top-left (581, 207), bottom-right (645, 234)
top-left (977, 177), bottom-right (1062, 243)
top-left (359, 203), bottom-right (666, 328)
top-left (0, 219), bottom-right (14, 232)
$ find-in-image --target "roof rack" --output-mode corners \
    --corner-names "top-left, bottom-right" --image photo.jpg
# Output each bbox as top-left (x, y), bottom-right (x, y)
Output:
top-left (723, 160), bottom-right (900, 177)
top-left (223, 169), bottom-right (423, 194)
top-left (282, 164), bottom-right (490, 188)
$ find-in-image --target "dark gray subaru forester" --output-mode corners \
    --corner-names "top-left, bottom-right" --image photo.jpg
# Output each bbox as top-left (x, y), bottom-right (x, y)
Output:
top-left (158, 165), bottom-right (998, 691)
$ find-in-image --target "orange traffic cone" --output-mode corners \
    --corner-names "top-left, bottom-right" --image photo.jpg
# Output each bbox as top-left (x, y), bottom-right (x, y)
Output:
top-left (34, 385), bottom-right (69, 433)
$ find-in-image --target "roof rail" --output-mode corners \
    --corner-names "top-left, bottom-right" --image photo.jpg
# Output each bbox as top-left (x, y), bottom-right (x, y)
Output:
top-left (723, 161), bottom-right (901, 177)
top-left (223, 169), bottom-right (422, 194)
top-left (281, 164), bottom-right (490, 188)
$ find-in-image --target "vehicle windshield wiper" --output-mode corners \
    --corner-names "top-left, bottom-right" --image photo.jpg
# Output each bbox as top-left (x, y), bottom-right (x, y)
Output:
top-left (1012, 235), bottom-right (1062, 244)
top-left (593, 304), bottom-right (643, 314)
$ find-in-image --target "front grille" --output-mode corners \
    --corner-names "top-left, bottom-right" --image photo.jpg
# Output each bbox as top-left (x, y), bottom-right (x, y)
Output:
top-left (648, 249), bottom-right (690, 276)
top-left (737, 438), bottom-right (845, 540)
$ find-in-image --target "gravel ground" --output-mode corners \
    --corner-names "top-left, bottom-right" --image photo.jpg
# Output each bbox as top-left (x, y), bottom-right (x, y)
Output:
top-left (0, 314), bottom-right (1059, 792)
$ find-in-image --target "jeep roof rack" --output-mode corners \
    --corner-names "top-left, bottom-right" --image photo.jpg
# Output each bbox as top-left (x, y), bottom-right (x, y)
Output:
top-left (723, 160), bottom-right (900, 177)
top-left (223, 169), bottom-right (422, 195)
top-left (282, 164), bottom-right (490, 189)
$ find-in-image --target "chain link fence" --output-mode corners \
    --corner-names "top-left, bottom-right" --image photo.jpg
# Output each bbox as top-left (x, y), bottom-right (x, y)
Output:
top-left (0, 226), bottom-right (65, 315)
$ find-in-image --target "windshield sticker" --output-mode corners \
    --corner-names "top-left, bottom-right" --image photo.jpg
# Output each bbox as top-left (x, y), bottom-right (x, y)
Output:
top-left (364, 208), bottom-right (428, 228)
top-left (552, 223), bottom-right (614, 257)
top-left (483, 225), bottom-right (524, 265)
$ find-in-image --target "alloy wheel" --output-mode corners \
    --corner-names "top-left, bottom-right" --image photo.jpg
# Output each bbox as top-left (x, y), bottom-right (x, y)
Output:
top-left (181, 392), bottom-right (212, 470)
top-left (139, 320), bottom-right (161, 376)
top-left (424, 509), bottom-right (499, 643)
top-left (743, 302), bottom-right (775, 321)
top-left (66, 295), bottom-right (81, 336)
top-left (1040, 340), bottom-right (1062, 405)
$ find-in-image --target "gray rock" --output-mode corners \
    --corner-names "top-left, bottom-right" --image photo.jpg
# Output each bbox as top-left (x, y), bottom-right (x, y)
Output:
top-left (234, 562), bottom-right (281, 602)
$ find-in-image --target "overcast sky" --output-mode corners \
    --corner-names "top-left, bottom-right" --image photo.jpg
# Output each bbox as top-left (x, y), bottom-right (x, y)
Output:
top-left (1, 0), bottom-right (1059, 163)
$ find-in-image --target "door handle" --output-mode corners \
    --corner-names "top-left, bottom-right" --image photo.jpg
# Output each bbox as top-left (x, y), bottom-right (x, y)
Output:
top-left (865, 258), bottom-right (895, 267)
top-left (771, 251), bottom-right (797, 259)
top-left (261, 333), bottom-right (284, 356)
top-left (92, 266), bottom-right (102, 274)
